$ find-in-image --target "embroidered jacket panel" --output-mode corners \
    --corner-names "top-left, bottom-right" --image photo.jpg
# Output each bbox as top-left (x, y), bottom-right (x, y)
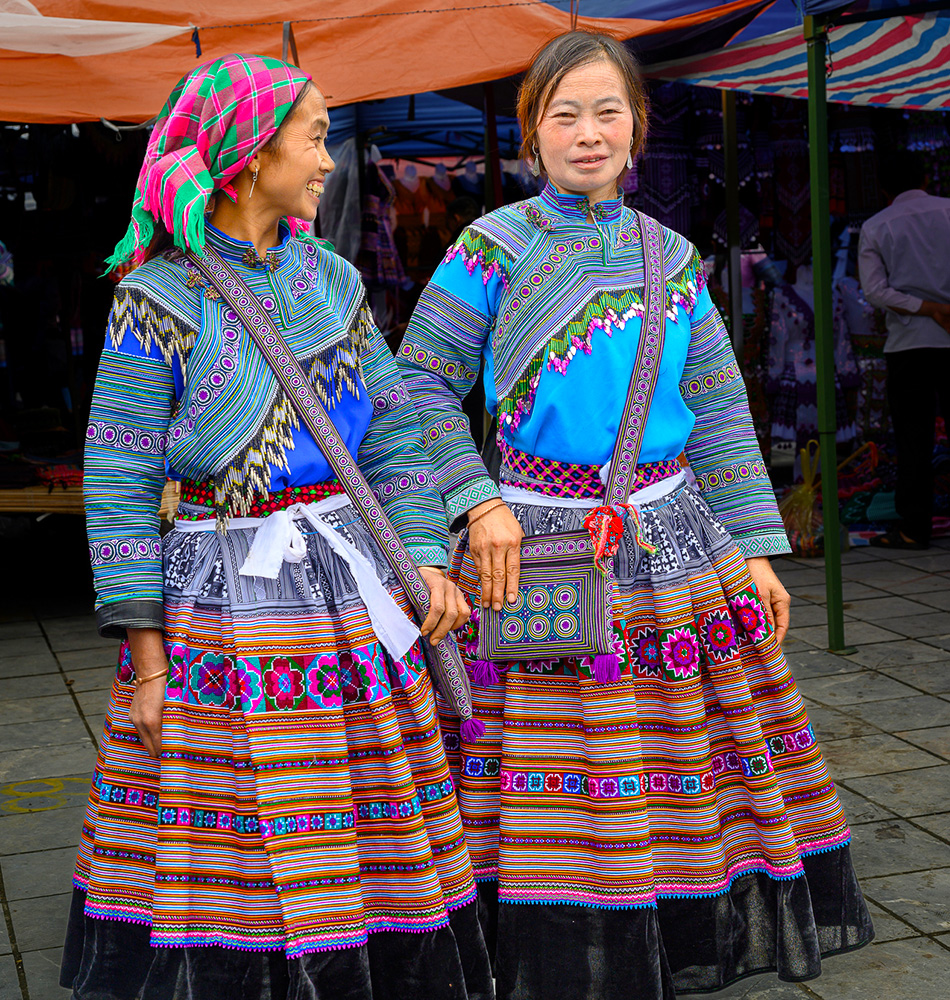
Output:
top-left (86, 224), bottom-right (450, 635)
top-left (397, 185), bottom-right (789, 558)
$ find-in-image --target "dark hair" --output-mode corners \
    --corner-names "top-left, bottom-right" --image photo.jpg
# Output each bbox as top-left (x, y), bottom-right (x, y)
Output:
top-left (517, 31), bottom-right (649, 175)
top-left (879, 150), bottom-right (926, 197)
top-left (140, 79), bottom-right (314, 264)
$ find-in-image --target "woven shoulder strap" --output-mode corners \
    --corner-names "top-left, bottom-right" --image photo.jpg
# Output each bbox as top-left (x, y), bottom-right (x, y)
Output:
top-left (604, 211), bottom-right (666, 504)
top-left (187, 248), bottom-right (476, 727)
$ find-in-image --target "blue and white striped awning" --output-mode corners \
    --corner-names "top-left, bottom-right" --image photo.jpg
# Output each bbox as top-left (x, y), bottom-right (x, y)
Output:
top-left (647, 13), bottom-right (950, 110)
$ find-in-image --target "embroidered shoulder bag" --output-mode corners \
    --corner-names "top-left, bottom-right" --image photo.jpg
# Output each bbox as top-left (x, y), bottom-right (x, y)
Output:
top-left (473, 211), bottom-right (666, 682)
top-left (187, 248), bottom-right (481, 739)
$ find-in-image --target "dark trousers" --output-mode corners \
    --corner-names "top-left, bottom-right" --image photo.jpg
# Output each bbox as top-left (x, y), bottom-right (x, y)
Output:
top-left (886, 347), bottom-right (950, 544)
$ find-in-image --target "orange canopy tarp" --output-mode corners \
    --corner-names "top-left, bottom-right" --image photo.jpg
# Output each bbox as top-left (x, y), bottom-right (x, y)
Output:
top-left (2, 0), bottom-right (766, 123)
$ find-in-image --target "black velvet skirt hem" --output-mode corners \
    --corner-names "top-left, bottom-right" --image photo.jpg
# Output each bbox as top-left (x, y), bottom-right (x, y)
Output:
top-left (479, 844), bottom-right (874, 1000)
top-left (60, 888), bottom-right (495, 1000)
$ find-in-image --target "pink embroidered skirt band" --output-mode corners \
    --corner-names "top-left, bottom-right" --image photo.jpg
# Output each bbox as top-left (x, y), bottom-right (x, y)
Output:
top-left (498, 438), bottom-right (682, 501)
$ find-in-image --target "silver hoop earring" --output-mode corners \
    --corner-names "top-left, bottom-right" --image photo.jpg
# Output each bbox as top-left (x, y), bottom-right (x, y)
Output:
top-left (249, 168), bottom-right (259, 199)
top-left (530, 147), bottom-right (541, 178)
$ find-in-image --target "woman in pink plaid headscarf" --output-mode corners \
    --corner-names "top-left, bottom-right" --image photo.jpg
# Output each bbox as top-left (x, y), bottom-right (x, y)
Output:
top-left (63, 54), bottom-right (493, 1000)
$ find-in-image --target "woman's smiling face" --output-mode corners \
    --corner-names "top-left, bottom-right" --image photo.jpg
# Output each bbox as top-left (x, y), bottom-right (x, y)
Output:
top-left (253, 85), bottom-right (335, 223)
top-left (534, 58), bottom-right (635, 205)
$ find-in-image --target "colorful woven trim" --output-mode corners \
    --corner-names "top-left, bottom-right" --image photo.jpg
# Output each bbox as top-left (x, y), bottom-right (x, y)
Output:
top-left (177, 479), bottom-right (344, 520)
top-left (499, 441), bottom-right (681, 500)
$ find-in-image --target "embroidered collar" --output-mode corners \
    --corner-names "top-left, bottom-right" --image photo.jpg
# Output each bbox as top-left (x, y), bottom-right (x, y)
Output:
top-left (204, 221), bottom-right (294, 270)
top-left (533, 182), bottom-right (623, 226)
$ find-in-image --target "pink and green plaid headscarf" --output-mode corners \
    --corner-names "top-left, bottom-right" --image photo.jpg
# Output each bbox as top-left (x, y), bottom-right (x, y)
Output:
top-left (108, 54), bottom-right (311, 270)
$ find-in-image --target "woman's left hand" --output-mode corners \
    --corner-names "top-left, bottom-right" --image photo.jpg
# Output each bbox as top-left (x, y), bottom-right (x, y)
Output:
top-left (418, 566), bottom-right (472, 645)
top-left (745, 557), bottom-right (791, 645)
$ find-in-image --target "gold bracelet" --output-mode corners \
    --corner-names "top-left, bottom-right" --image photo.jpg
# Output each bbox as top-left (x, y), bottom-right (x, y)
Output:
top-left (467, 501), bottom-right (506, 528)
top-left (134, 668), bottom-right (168, 687)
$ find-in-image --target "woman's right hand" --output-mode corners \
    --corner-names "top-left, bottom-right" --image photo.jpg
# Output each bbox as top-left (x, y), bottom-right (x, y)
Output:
top-left (467, 501), bottom-right (524, 611)
top-left (130, 678), bottom-right (166, 758)
top-left (127, 627), bottom-right (167, 758)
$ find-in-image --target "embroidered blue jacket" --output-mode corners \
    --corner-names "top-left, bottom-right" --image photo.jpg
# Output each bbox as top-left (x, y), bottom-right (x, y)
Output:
top-left (85, 224), bottom-right (449, 637)
top-left (397, 184), bottom-right (789, 559)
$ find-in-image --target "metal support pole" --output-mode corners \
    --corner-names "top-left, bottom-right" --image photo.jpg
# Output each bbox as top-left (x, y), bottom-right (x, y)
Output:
top-left (805, 16), bottom-right (853, 654)
top-left (722, 90), bottom-right (744, 360)
top-left (282, 22), bottom-right (299, 66)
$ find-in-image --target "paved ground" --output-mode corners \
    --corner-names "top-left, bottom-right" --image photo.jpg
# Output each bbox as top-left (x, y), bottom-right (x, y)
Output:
top-left (0, 526), bottom-right (948, 999)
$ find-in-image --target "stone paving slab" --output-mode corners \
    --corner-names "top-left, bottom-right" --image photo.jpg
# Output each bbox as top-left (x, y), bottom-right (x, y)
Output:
top-left (786, 581), bottom-right (891, 604)
top-left (834, 786), bottom-right (899, 825)
top-left (796, 670), bottom-right (920, 707)
top-left (0, 908), bottom-right (10, 955)
top-left (0, 652), bottom-right (60, 679)
top-left (881, 574), bottom-right (950, 596)
top-left (802, 937), bottom-right (950, 999)
top-left (863, 900), bottom-right (921, 942)
top-left (842, 637), bottom-right (950, 669)
top-left (913, 811), bottom-right (950, 841)
top-left (0, 638), bottom-right (52, 659)
top-left (840, 595), bottom-right (935, 621)
top-left (56, 648), bottom-right (118, 672)
top-left (894, 725), bottom-right (950, 759)
top-left (0, 955), bottom-right (22, 998)
top-left (2, 848), bottom-right (81, 902)
top-left (0, 805), bottom-right (87, 856)
top-left (807, 703), bottom-right (878, 742)
top-left (75, 689), bottom-right (112, 718)
top-left (0, 695), bottom-right (78, 726)
top-left (61, 665), bottom-right (117, 694)
top-left (8, 892), bottom-right (72, 953)
top-left (918, 633), bottom-right (950, 652)
top-left (0, 743), bottom-right (97, 785)
top-left (819, 733), bottom-right (943, 779)
top-left (846, 694), bottom-right (950, 733)
top-left (912, 590), bottom-right (950, 612)
top-left (876, 661), bottom-right (950, 696)
top-left (861, 867), bottom-right (950, 934)
top-left (871, 611), bottom-right (950, 638)
top-left (20, 949), bottom-right (70, 998)
top-left (0, 718), bottom-right (92, 753)
top-left (708, 975), bottom-right (809, 999)
top-left (784, 649), bottom-right (862, 680)
top-left (0, 674), bottom-right (67, 702)
top-left (844, 764), bottom-right (950, 818)
top-left (791, 620), bottom-right (905, 648)
top-left (0, 623), bottom-right (42, 641)
top-left (848, 819), bottom-right (950, 878)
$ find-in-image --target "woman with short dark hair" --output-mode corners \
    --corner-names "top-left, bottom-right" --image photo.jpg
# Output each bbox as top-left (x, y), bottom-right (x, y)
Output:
top-left (398, 31), bottom-right (873, 999)
top-left (61, 54), bottom-right (492, 1000)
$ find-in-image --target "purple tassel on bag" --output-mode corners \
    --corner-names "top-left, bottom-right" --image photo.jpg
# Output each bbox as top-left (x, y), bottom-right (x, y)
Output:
top-left (471, 660), bottom-right (501, 686)
top-left (461, 717), bottom-right (486, 742)
top-left (593, 653), bottom-right (621, 684)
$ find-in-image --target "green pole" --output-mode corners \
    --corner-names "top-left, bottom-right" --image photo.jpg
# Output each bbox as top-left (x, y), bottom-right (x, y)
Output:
top-left (805, 16), bottom-right (853, 654)
top-left (722, 90), bottom-right (744, 359)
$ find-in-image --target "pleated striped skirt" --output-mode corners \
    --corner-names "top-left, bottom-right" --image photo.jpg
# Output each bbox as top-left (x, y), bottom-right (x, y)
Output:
top-left (441, 477), bottom-right (873, 998)
top-left (63, 498), bottom-right (492, 1000)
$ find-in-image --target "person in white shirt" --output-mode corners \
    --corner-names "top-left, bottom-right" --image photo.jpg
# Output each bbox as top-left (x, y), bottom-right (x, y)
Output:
top-left (858, 151), bottom-right (950, 549)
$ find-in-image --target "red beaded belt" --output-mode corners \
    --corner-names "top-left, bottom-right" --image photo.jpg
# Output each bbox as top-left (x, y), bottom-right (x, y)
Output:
top-left (499, 439), bottom-right (682, 500)
top-left (177, 479), bottom-right (345, 521)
